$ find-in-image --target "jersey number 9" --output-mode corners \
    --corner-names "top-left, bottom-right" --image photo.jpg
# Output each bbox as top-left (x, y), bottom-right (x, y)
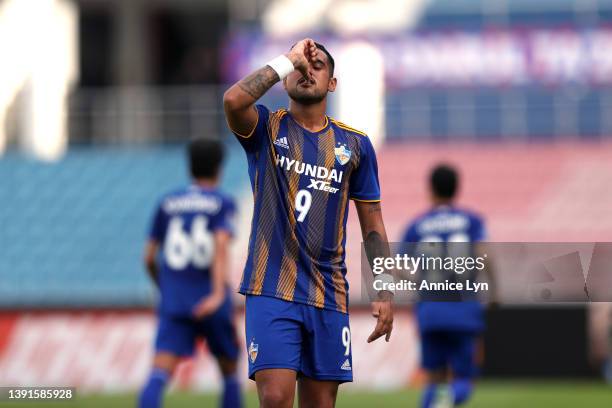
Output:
top-left (295, 189), bottom-right (312, 222)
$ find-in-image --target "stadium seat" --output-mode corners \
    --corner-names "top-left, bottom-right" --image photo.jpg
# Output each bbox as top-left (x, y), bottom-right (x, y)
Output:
top-left (0, 141), bottom-right (248, 307)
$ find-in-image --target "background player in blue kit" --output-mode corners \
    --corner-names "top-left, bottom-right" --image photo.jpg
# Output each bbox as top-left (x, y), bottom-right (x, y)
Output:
top-left (223, 38), bottom-right (394, 407)
top-left (138, 139), bottom-right (242, 408)
top-left (402, 164), bottom-right (495, 408)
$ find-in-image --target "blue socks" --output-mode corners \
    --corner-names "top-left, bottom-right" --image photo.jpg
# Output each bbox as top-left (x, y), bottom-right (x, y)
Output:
top-left (138, 368), bottom-right (241, 408)
top-left (138, 368), bottom-right (169, 408)
top-left (421, 380), bottom-right (472, 407)
top-left (421, 383), bottom-right (438, 408)
top-left (221, 374), bottom-right (242, 408)
top-left (451, 379), bottom-right (473, 405)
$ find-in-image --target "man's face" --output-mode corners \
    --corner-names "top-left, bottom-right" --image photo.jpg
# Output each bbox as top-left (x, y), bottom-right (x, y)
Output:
top-left (284, 49), bottom-right (337, 105)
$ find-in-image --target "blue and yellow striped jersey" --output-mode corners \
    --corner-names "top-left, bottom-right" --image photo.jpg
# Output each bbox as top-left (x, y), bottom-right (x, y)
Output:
top-left (233, 104), bottom-right (380, 313)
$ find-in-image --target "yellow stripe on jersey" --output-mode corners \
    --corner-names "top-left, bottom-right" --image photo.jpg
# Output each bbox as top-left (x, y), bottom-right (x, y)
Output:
top-left (250, 147), bottom-right (279, 294)
top-left (332, 270), bottom-right (347, 313)
top-left (276, 121), bottom-right (303, 301)
top-left (306, 129), bottom-right (336, 306)
top-left (269, 109), bottom-right (285, 143)
top-left (350, 197), bottom-right (381, 202)
top-left (310, 116), bottom-right (329, 133)
top-left (252, 232), bottom-right (269, 295)
top-left (275, 108), bottom-right (288, 121)
top-left (247, 107), bottom-right (290, 296)
top-left (278, 249), bottom-right (298, 302)
top-left (333, 170), bottom-right (349, 313)
top-left (330, 119), bottom-right (368, 137)
top-left (239, 164), bottom-right (260, 291)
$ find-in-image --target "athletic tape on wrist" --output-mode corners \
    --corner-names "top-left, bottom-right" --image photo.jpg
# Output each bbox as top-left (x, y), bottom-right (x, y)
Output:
top-left (266, 55), bottom-right (295, 80)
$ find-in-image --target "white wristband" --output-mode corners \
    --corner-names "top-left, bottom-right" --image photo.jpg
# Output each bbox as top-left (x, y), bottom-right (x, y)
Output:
top-left (266, 55), bottom-right (295, 80)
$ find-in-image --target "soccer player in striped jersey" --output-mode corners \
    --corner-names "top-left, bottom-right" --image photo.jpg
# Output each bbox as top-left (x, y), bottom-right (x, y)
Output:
top-left (223, 38), bottom-right (393, 407)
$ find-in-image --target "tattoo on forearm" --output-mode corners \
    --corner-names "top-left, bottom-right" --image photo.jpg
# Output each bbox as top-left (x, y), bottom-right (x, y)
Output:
top-left (238, 66), bottom-right (280, 100)
top-left (360, 202), bottom-right (388, 271)
top-left (364, 230), bottom-right (387, 271)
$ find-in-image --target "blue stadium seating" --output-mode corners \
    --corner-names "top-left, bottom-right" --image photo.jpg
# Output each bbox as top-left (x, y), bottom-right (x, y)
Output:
top-left (385, 87), bottom-right (607, 141)
top-left (0, 140), bottom-right (248, 307)
top-left (419, 0), bottom-right (612, 30)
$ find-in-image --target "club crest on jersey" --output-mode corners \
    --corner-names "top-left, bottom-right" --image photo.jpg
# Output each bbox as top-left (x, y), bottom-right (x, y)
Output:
top-left (334, 144), bottom-right (351, 165)
top-left (248, 340), bottom-right (259, 363)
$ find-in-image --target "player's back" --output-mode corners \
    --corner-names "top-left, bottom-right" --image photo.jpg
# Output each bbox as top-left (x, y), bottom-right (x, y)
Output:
top-left (150, 185), bottom-right (235, 317)
top-left (402, 205), bottom-right (486, 333)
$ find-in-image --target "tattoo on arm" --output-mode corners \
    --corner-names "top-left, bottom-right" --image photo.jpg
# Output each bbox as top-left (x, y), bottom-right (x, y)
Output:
top-left (359, 201), bottom-right (393, 300)
top-left (237, 66), bottom-right (280, 100)
top-left (364, 231), bottom-right (387, 271)
top-left (364, 231), bottom-right (383, 265)
top-left (360, 202), bottom-right (388, 269)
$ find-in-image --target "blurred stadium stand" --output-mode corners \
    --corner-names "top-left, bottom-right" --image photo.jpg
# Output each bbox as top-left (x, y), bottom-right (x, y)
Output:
top-left (342, 141), bottom-right (612, 297)
top-left (385, 86), bottom-right (612, 141)
top-left (1, 0), bottom-right (611, 392)
top-left (419, 0), bottom-right (609, 29)
top-left (5, 139), bottom-right (610, 308)
top-left (377, 142), bottom-right (612, 241)
top-left (0, 143), bottom-right (248, 308)
top-left (3, 0), bottom-right (612, 308)
top-left (66, 85), bottom-right (612, 143)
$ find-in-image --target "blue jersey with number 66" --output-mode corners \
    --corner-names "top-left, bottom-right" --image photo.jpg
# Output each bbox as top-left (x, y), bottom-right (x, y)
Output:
top-left (148, 185), bottom-right (236, 317)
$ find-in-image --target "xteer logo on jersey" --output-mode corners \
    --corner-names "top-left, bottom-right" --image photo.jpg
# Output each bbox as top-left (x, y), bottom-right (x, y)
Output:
top-left (275, 154), bottom-right (344, 194)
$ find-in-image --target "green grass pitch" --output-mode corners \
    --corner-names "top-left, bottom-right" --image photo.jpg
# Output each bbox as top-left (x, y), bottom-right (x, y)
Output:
top-left (0, 381), bottom-right (610, 407)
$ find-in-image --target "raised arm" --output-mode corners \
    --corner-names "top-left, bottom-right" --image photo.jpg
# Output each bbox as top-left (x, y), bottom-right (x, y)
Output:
top-left (355, 200), bottom-right (394, 342)
top-left (222, 38), bottom-right (316, 136)
top-left (222, 66), bottom-right (277, 136)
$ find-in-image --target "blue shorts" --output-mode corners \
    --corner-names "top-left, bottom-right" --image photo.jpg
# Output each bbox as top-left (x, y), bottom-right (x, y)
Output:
top-left (421, 331), bottom-right (478, 378)
top-left (155, 297), bottom-right (239, 360)
top-left (245, 295), bottom-right (353, 383)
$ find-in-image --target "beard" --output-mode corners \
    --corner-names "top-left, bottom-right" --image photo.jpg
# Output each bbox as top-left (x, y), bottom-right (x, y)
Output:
top-left (287, 86), bottom-right (328, 105)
